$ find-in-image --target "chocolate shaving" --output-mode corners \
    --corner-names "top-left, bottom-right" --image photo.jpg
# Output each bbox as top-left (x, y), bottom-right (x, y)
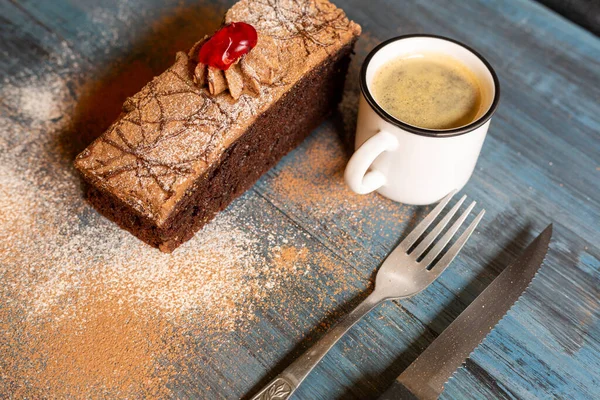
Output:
top-left (240, 60), bottom-right (261, 95)
top-left (244, 35), bottom-right (280, 85)
top-left (224, 63), bottom-right (245, 100)
top-left (194, 62), bottom-right (208, 86)
top-left (190, 37), bottom-right (209, 86)
top-left (207, 67), bottom-right (228, 95)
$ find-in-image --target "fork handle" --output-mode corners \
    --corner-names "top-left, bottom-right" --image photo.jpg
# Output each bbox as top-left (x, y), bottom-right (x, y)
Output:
top-left (251, 292), bottom-right (385, 400)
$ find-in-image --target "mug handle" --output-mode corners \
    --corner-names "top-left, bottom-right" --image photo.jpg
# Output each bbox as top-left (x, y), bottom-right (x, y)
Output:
top-left (344, 130), bottom-right (399, 194)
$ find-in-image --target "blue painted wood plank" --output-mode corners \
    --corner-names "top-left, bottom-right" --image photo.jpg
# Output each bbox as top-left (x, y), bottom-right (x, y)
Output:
top-left (12, 0), bottom-right (229, 64)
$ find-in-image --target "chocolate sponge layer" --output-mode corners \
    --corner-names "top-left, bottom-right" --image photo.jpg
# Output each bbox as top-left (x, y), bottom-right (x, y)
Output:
top-left (85, 42), bottom-right (355, 252)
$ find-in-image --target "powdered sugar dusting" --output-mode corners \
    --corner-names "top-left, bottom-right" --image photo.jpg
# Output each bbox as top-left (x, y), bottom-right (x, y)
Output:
top-left (1, 72), bottom-right (74, 125)
top-left (26, 211), bottom-right (269, 326)
top-left (5, 80), bottom-right (65, 121)
top-left (83, 2), bottom-right (149, 55)
top-left (1, 0), bottom-right (368, 397)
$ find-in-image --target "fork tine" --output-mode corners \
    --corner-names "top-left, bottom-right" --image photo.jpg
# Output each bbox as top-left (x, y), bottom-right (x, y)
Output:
top-left (411, 195), bottom-right (467, 259)
top-left (398, 190), bottom-right (457, 251)
top-left (420, 201), bottom-right (476, 267)
top-left (428, 209), bottom-right (485, 278)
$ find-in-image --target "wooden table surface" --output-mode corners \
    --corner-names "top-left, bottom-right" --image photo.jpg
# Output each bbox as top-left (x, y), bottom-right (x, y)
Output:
top-left (1, 0), bottom-right (599, 398)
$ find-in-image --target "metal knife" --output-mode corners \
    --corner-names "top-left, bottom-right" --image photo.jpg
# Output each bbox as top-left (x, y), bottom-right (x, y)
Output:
top-left (380, 224), bottom-right (552, 400)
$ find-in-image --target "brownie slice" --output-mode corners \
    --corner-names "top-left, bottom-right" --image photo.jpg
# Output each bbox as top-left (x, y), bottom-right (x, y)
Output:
top-left (75, 0), bottom-right (361, 252)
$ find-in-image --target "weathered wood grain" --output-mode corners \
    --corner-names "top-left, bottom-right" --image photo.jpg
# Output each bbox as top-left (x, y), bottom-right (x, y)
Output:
top-left (1, 0), bottom-right (599, 398)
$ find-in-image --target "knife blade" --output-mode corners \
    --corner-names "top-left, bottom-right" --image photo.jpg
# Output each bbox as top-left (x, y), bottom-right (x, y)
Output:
top-left (380, 224), bottom-right (552, 400)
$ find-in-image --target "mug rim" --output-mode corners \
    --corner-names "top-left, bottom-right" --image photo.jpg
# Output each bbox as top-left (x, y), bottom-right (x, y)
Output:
top-left (360, 34), bottom-right (501, 138)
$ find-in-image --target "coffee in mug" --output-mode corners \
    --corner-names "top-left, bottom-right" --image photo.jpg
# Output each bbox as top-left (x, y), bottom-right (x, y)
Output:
top-left (371, 54), bottom-right (483, 130)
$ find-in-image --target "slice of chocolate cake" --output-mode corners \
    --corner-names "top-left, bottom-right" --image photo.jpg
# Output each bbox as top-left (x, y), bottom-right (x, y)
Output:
top-left (75, 0), bottom-right (361, 252)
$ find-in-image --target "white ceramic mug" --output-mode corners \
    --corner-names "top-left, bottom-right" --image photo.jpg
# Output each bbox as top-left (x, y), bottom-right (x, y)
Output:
top-left (344, 35), bottom-right (500, 205)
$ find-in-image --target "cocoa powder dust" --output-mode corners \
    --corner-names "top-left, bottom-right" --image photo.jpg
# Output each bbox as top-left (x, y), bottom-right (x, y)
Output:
top-left (0, 3), bottom-right (407, 398)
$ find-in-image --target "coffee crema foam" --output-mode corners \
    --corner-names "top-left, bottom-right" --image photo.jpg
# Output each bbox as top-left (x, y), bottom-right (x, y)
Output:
top-left (371, 53), bottom-right (482, 130)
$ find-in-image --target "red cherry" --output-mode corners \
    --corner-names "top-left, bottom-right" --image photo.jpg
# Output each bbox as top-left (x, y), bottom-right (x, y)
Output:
top-left (199, 22), bottom-right (258, 70)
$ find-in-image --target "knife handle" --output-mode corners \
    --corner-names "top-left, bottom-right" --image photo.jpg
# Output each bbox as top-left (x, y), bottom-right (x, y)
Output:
top-left (250, 292), bottom-right (385, 399)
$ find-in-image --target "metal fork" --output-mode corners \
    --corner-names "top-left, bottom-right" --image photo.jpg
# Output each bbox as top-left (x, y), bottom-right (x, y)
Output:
top-left (251, 191), bottom-right (485, 400)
